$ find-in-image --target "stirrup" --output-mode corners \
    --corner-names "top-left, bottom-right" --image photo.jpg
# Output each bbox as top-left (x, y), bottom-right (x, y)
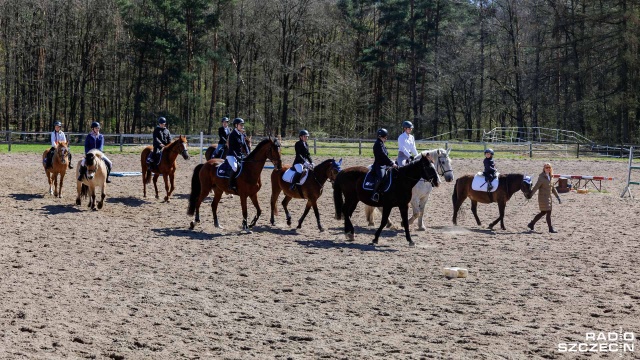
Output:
top-left (371, 193), bottom-right (380, 202)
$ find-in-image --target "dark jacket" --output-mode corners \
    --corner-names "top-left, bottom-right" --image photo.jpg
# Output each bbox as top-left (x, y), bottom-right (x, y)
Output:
top-left (293, 140), bottom-right (312, 166)
top-left (373, 138), bottom-right (394, 169)
top-left (228, 129), bottom-right (249, 158)
top-left (153, 126), bottom-right (171, 152)
top-left (218, 126), bottom-right (229, 145)
top-left (85, 133), bottom-right (104, 154)
top-left (483, 157), bottom-right (496, 176)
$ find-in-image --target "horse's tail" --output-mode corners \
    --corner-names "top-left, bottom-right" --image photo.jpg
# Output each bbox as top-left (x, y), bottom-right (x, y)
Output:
top-left (187, 164), bottom-right (204, 216)
top-left (144, 169), bottom-right (152, 184)
top-left (452, 178), bottom-right (460, 206)
top-left (81, 184), bottom-right (89, 199)
top-left (333, 173), bottom-right (344, 220)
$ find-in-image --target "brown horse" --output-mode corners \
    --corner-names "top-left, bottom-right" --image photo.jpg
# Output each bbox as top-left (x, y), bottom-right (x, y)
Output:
top-left (333, 153), bottom-right (440, 246)
top-left (140, 135), bottom-right (190, 202)
top-left (188, 137), bottom-right (281, 232)
top-left (42, 142), bottom-right (70, 197)
top-left (452, 174), bottom-right (532, 230)
top-left (269, 158), bottom-right (342, 231)
top-left (204, 136), bottom-right (252, 160)
top-left (75, 150), bottom-right (108, 210)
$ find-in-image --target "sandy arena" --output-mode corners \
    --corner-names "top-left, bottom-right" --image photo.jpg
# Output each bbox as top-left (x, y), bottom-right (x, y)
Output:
top-left (0, 151), bottom-right (638, 359)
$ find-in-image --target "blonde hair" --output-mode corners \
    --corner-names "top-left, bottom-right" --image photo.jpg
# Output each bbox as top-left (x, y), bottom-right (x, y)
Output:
top-left (543, 163), bottom-right (553, 176)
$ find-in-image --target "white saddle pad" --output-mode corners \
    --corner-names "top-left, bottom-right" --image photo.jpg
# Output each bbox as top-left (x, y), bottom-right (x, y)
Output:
top-left (282, 168), bottom-right (309, 185)
top-left (472, 172), bottom-right (499, 192)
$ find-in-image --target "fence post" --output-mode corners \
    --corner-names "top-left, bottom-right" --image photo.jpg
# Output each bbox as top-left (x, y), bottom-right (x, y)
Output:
top-left (359, 140), bottom-right (362, 155)
top-left (200, 132), bottom-right (204, 164)
top-left (8, 131), bottom-right (11, 152)
top-left (576, 143), bottom-right (579, 158)
top-left (313, 138), bottom-right (317, 155)
top-left (445, 142), bottom-right (448, 151)
top-left (529, 142), bottom-right (532, 158)
top-left (119, 134), bottom-right (124, 152)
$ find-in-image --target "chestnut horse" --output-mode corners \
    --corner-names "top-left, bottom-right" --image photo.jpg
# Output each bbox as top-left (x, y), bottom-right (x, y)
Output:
top-left (333, 152), bottom-right (440, 246)
top-left (269, 158), bottom-right (342, 231)
top-left (42, 142), bottom-right (70, 197)
top-left (75, 150), bottom-right (108, 210)
top-left (452, 173), bottom-right (532, 230)
top-left (140, 135), bottom-right (190, 202)
top-left (188, 137), bottom-right (281, 232)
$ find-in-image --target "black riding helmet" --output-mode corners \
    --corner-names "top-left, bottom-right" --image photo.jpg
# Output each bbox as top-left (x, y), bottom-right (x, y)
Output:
top-left (222, 117), bottom-right (229, 123)
top-left (91, 121), bottom-right (100, 129)
top-left (484, 148), bottom-right (494, 155)
top-left (233, 118), bottom-right (244, 127)
top-left (54, 121), bottom-right (62, 127)
top-left (377, 128), bottom-right (388, 138)
top-left (158, 117), bottom-right (167, 124)
top-left (299, 130), bottom-right (310, 137)
top-left (402, 121), bottom-right (414, 129)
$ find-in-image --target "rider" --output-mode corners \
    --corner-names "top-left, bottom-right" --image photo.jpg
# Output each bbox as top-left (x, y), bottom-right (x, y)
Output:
top-left (397, 120), bottom-right (418, 166)
top-left (371, 128), bottom-right (397, 202)
top-left (483, 148), bottom-right (497, 191)
top-left (78, 121), bottom-right (112, 183)
top-left (214, 117), bottom-right (231, 158)
top-left (151, 116), bottom-right (172, 167)
top-left (291, 129), bottom-right (314, 190)
top-left (46, 121), bottom-right (73, 169)
top-left (227, 117), bottom-right (250, 191)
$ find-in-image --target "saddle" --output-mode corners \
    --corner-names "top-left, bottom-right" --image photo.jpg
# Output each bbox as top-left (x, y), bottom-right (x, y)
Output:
top-left (217, 159), bottom-right (243, 179)
top-left (282, 168), bottom-right (309, 186)
top-left (362, 168), bottom-right (392, 192)
top-left (471, 172), bottom-right (500, 192)
top-left (146, 151), bottom-right (164, 172)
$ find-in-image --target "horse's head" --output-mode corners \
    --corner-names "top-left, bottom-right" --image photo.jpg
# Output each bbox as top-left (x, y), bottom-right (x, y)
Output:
top-left (56, 141), bottom-right (69, 165)
top-left (178, 135), bottom-right (190, 160)
top-left (85, 152), bottom-right (98, 180)
top-left (267, 135), bottom-right (282, 170)
top-left (419, 152), bottom-right (440, 187)
top-left (435, 149), bottom-right (454, 182)
top-left (521, 175), bottom-right (533, 199)
top-left (328, 158), bottom-right (342, 182)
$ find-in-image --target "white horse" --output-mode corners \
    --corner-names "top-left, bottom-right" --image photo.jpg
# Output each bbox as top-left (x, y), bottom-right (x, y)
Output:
top-left (364, 148), bottom-right (454, 230)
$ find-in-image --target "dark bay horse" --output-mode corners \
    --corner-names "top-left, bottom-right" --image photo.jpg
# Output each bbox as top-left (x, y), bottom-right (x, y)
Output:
top-left (42, 141), bottom-right (70, 198)
top-left (140, 135), bottom-right (190, 202)
top-left (452, 174), bottom-right (532, 230)
top-left (333, 153), bottom-right (440, 246)
top-left (270, 158), bottom-right (342, 231)
top-left (188, 137), bottom-right (281, 232)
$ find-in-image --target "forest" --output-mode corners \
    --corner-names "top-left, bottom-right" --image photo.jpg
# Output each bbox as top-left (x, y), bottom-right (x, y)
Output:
top-left (0, 0), bottom-right (638, 143)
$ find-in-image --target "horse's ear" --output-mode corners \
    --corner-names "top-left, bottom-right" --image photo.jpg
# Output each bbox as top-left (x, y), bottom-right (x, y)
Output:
top-left (446, 148), bottom-right (451, 156)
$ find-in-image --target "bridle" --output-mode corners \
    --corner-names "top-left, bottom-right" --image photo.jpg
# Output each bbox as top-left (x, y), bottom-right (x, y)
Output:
top-left (404, 158), bottom-right (438, 186)
top-left (435, 153), bottom-right (453, 178)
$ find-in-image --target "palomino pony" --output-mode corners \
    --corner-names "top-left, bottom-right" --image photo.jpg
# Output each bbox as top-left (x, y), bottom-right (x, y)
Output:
top-left (204, 136), bottom-right (251, 160)
top-left (364, 148), bottom-right (454, 230)
top-left (333, 152), bottom-right (440, 246)
top-left (188, 137), bottom-right (281, 232)
top-left (140, 135), bottom-right (190, 202)
top-left (75, 150), bottom-right (108, 210)
top-left (452, 173), bottom-right (532, 230)
top-left (42, 141), bottom-right (70, 197)
top-left (269, 158), bottom-right (342, 231)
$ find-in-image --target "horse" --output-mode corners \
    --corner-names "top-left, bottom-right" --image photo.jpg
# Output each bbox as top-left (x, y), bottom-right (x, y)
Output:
top-left (269, 158), bottom-right (343, 231)
top-left (364, 148), bottom-right (454, 231)
top-left (75, 150), bottom-right (108, 210)
top-left (452, 173), bottom-right (532, 230)
top-left (333, 152), bottom-right (440, 246)
top-left (140, 135), bottom-right (190, 202)
top-left (188, 137), bottom-right (281, 233)
top-left (42, 141), bottom-right (70, 198)
top-left (204, 136), bottom-right (252, 160)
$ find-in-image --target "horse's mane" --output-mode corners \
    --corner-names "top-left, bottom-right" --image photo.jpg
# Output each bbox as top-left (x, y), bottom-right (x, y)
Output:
top-left (245, 138), bottom-right (275, 161)
top-left (415, 148), bottom-right (450, 162)
top-left (504, 173), bottom-right (524, 181)
top-left (165, 135), bottom-right (186, 150)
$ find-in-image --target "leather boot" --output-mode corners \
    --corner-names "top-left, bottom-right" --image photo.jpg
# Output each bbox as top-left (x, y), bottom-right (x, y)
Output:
top-left (105, 161), bottom-right (112, 183)
top-left (290, 172), bottom-right (301, 190)
top-left (68, 152), bottom-right (74, 169)
top-left (229, 170), bottom-right (238, 191)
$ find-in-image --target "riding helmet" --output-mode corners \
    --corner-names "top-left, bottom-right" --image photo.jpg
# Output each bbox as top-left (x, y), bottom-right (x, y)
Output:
top-left (91, 121), bottom-right (100, 129)
top-left (299, 130), bottom-right (310, 137)
top-left (222, 117), bottom-right (229, 123)
top-left (402, 121), bottom-right (414, 129)
top-left (377, 128), bottom-right (388, 138)
top-left (484, 148), bottom-right (494, 155)
top-left (233, 118), bottom-right (245, 126)
top-left (54, 121), bottom-right (62, 127)
top-left (158, 117), bottom-right (167, 124)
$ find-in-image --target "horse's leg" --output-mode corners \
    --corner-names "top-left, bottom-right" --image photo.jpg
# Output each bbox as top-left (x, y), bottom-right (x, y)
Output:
top-left (248, 193), bottom-right (261, 228)
top-left (75, 179), bottom-right (82, 206)
top-left (364, 205), bottom-right (375, 227)
top-left (153, 173), bottom-right (160, 199)
top-left (240, 195), bottom-right (250, 232)
top-left (471, 200), bottom-right (482, 226)
top-left (97, 182), bottom-right (106, 209)
top-left (296, 201), bottom-right (313, 230)
top-left (452, 193), bottom-right (466, 226)
top-left (162, 174), bottom-right (170, 202)
top-left (372, 205), bottom-right (393, 245)
top-left (165, 173), bottom-right (176, 202)
top-left (211, 189), bottom-right (224, 229)
top-left (53, 172), bottom-right (59, 197)
top-left (312, 202), bottom-right (324, 232)
top-left (343, 197), bottom-right (358, 241)
top-left (90, 187), bottom-right (97, 210)
top-left (383, 207), bottom-right (397, 230)
top-left (398, 204), bottom-right (414, 247)
top-left (282, 196), bottom-right (293, 226)
top-left (58, 172), bottom-right (65, 198)
top-left (489, 200), bottom-right (507, 230)
top-left (142, 165), bottom-right (147, 198)
top-left (270, 182), bottom-right (282, 226)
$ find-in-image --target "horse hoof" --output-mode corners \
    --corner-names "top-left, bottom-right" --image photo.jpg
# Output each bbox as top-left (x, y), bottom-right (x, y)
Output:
top-left (155, 195), bottom-right (159, 200)
top-left (75, 199), bottom-right (81, 205)
top-left (286, 219), bottom-right (292, 226)
top-left (345, 233), bottom-right (354, 242)
top-left (190, 222), bottom-right (196, 230)
top-left (318, 227), bottom-right (325, 232)
top-left (408, 241), bottom-right (416, 247)
top-left (97, 203), bottom-right (103, 209)
top-left (369, 241), bottom-right (378, 246)
top-left (367, 222), bottom-right (374, 227)
top-left (417, 227), bottom-right (426, 231)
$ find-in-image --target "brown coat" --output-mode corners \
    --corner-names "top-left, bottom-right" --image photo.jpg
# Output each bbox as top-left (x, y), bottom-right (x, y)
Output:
top-left (530, 172), bottom-right (560, 211)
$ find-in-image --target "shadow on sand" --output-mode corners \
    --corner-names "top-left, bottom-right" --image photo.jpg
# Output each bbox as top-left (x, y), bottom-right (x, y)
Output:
top-left (295, 239), bottom-right (398, 252)
top-left (107, 196), bottom-right (147, 207)
top-left (41, 204), bottom-right (82, 215)
top-left (152, 227), bottom-right (231, 240)
top-left (10, 193), bottom-right (44, 201)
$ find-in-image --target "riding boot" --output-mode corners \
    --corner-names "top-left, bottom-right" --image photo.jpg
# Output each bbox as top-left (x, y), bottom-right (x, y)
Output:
top-left (486, 176), bottom-right (494, 192)
top-left (370, 180), bottom-right (382, 202)
top-left (78, 166), bottom-right (87, 181)
top-left (105, 161), bottom-right (112, 183)
top-left (290, 172), bottom-right (301, 190)
top-left (46, 147), bottom-right (55, 168)
top-left (68, 152), bottom-right (74, 169)
top-left (229, 170), bottom-right (238, 191)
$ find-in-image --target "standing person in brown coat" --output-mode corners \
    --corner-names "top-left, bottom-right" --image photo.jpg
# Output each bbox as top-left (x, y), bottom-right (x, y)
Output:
top-left (528, 163), bottom-right (562, 233)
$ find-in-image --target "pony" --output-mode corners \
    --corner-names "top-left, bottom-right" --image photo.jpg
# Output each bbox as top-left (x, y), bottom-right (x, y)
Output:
top-left (204, 136), bottom-right (252, 160)
top-left (269, 158), bottom-right (342, 231)
top-left (452, 173), bottom-right (533, 230)
top-left (42, 141), bottom-right (70, 198)
top-left (333, 152), bottom-right (440, 246)
top-left (188, 137), bottom-right (281, 233)
top-left (75, 150), bottom-right (108, 210)
top-left (140, 135), bottom-right (190, 202)
top-left (364, 148), bottom-right (454, 230)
